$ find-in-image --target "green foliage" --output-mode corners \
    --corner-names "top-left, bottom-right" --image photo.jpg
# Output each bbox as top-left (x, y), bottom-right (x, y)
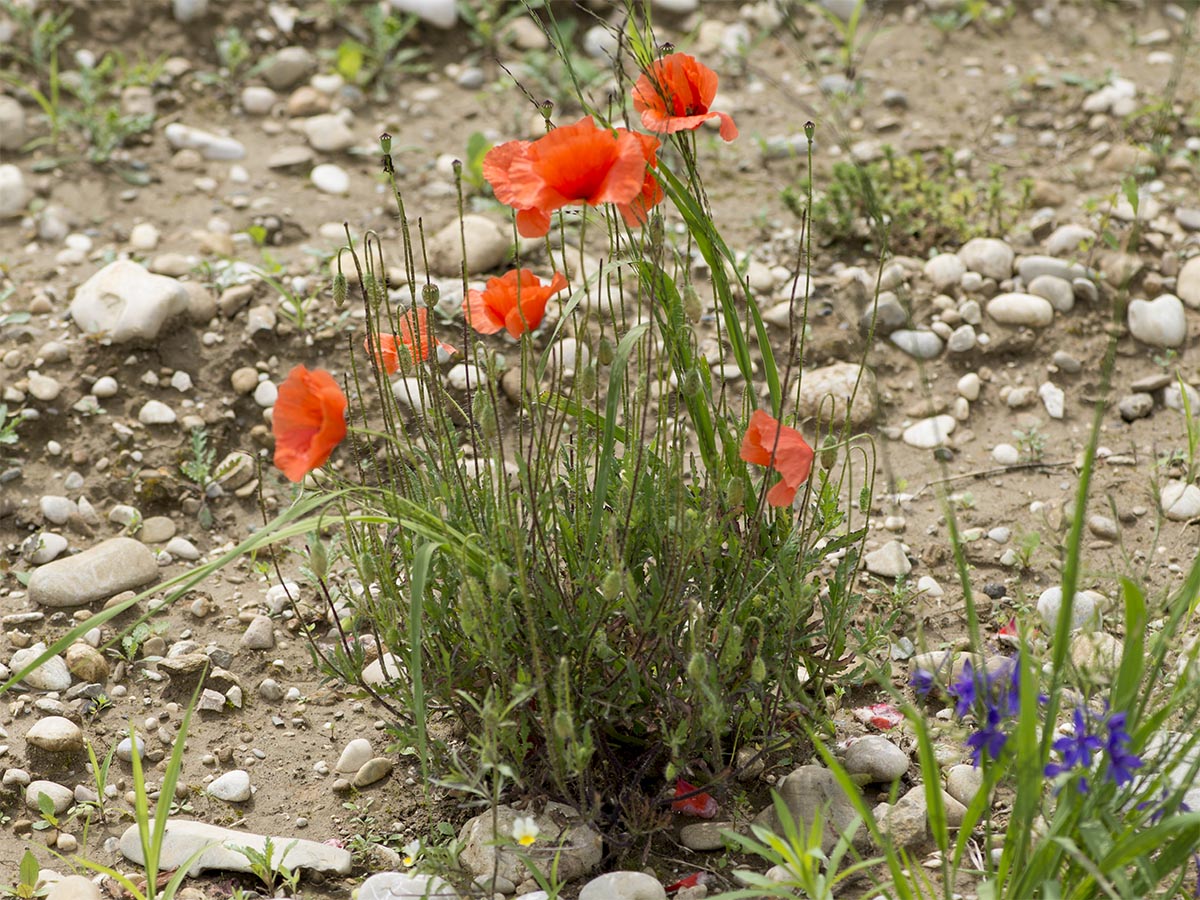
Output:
top-left (0, 403), bottom-right (23, 451)
top-left (231, 837), bottom-right (302, 894)
top-left (329, 5), bottom-right (425, 94)
top-left (0, 850), bottom-right (47, 899)
top-left (462, 131), bottom-right (494, 192)
top-left (785, 147), bottom-right (1032, 254)
top-left (118, 620), bottom-right (168, 662)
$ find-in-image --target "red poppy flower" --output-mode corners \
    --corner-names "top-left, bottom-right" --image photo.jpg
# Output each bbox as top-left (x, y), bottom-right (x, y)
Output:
top-left (632, 53), bottom-right (738, 142)
top-left (483, 116), bottom-right (662, 238)
top-left (272, 365), bottom-right (347, 482)
top-left (465, 269), bottom-right (568, 338)
top-left (671, 778), bottom-right (718, 818)
top-left (365, 307), bottom-right (456, 374)
top-left (665, 873), bottom-right (709, 894)
top-left (740, 409), bottom-right (814, 508)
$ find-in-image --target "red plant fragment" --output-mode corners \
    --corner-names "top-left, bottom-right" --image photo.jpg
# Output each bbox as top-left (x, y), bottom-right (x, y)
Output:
top-left (739, 409), bottom-right (815, 508)
top-left (671, 778), bottom-right (718, 818)
top-left (852, 703), bottom-right (905, 731)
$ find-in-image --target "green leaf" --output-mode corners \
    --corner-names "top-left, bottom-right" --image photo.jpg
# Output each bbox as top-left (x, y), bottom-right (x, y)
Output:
top-left (19, 849), bottom-right (39, 886)
top-left (336, 41), bottom-right (365, 82)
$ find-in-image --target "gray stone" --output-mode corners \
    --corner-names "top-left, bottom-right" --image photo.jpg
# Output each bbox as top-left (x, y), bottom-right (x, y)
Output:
top-left (1118, 393), bottom-right (1154, 421)
top-left (336, 738), bottom-right (373, 774)
top-left (26, 716), bottom-right (83, 753)
top-left (458, 802), bottom-right (602, 886)
top-left (1177, 257), bottom-right (1200, 308)
top-left (0, 164), bottom-right (28, 219)
top-left (579, 872), bottom-right (665, 900)
top-left (1039, 381), bottom-right (1065, 419)
top-left (358, 874), bottom-right (459, 899)
top-left (1018, 254), bottom-right (1087, 283)
top-left (139, 516), bottom-right (176, 543)
top-left (946, 324), bottom-right (976, 353)
top-left (945, 764), bottom-right (982, 807)
top-left (387, 0), bottom-right (457, 28)
top-left (26, 780), bottom-right (74, 814)
top-left (1027, 275), bottom-right (1075, 313)
top-left (303, 114), bottom-right (356, 153)
top-left (172, 0), bottom-right (207, 22)
top-left (859, 295), bottom-right (908, 336)
top-left (755, 765), bottom-right (869, 853)
top-left (260, 46), bottom-right (316, 90)
top-left (1044, 224), bottom-right (1095, 257)
top-left (1070, 632), bottom-right (1123, 682)
top-left (902, 414), bottom-right (956, 449)
top-left (889, 329), bottom-right (943, 359)
top-left (46, 876), bottom-right (102, 900)
top-left (363, 653), bottom-right (404, 686)
top-left (23, 532), bottom-right (68, 565)
top-left (923, 253), bottom-right (965, 290)
top-left (1127, 294), bottom-right (1187, 348)
top-left (138, 400), bottom-right (176, 425)
top-left (164, 123), bottom-right (244, 161)
top-left (795, 363), bottom-right (877, 430)
top-left (958, 238), bottom-right (1013, 280)
top-left (863, 541), bottom-right (911, 579)
top-left (119, 819), bottom-right (351, 875)
top-left (30, 537), bottom-right (158, 607)
top-left (310, 163), bottom-right (350, 195)
top-left (1162, 481), bottom-right (1200, 521)
top-left (117, 736), bottom-right (146, 762)
top-left (207, 770), bottom-right (252, 802)
top-left (70, 260), bottom-right (189, 344)
top-left (428, 215), bottom-right (509, 277)
top-left (679, 821), bottom-right (730, 851)
top-left (10, 645), bottom-right (71, 691)
top-left (1036, 587), bottom-right (1101, 636)
top-left (240, 86), bottom-right (277, 115)
top-left (986, 293), bottom-right (1054, 328)
top-left (354, 757), bottom-right (395, 787)
top-left (240, 615), bottom-right (275, 650)
top-left (65, 643), bottom-right (108, 683)
top-left (165, 537), bottom-right (200, 560)
top-left (844, 735), bottom-right (908, 783)
top-left (0, 96), bottom-right (26, 150)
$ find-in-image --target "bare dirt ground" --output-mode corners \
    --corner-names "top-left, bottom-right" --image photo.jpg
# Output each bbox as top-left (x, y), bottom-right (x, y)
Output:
top-left (2, 0), bottom-right (1199, 895)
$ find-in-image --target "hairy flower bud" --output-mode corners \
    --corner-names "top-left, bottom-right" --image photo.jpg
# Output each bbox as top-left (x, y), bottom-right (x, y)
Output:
top-left (726, 474), bottom-right (745, 508)
top-left (820, 434), bottom-right (838, 470)
top-left (683, 283), bottom-right (703, 323)
top-left (750, 654), bottom-right (766, 683)
top-left (597, 337), bottom-right (614, 366)
top-left (601, 569), bottom-right (623, 602)
top-left (682, 367), bottom-right (704, 399)
top-left (488, 561), bottom-right (510, 596)
top-left (578, 363), bottom-right (597, 399)
top-left (421, 282), bottom-right (440, 307)
top-left (332, 271), bottom-right (347, 308)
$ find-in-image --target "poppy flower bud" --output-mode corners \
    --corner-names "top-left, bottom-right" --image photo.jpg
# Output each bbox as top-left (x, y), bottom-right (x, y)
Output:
top-left (380, 132), bottom-right (392, 154)
top-left (308, 532), bottom-right (328, 581)
top-left (601, 569), bottom-right (623, 601)
top-left (687, 652), bottom-right (707, 684)
top-left (578, 362), bottom-right (597, 399)
top-left (820, 434), bottom-right (838, 470)
top-left (683, 283), bottom-right (703, 323)
top-left (332, 271), bottom-right (347, 308)
top-left (487, 562), bottom-right (510, 596)
top-left (804, 121), bottom-right (815, 142)
top-left (726, 474), bottom-right (745, 508)
top-left (750, 654), bottom-right (766, 683)
top-left (540, 100), bottom-right (554, 121)
top-left (474, 392), bottom-right (497, 442)
top-left (597, 337), bottom-right (614, 366)
top-left (421, 282), bottom-right (440, 307)
top-left (682, 367), bottom-right (704, 399)
top-left (553, 709), bottom-right (573, 741)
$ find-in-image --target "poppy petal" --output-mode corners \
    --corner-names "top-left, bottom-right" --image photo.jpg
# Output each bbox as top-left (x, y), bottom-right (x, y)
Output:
top-left (272, 366), bottom-right (347, 482)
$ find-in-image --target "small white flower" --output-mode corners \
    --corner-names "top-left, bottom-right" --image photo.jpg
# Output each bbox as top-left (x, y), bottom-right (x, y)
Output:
top-left (402, 839), bottom-right (421, 866)
top-left (512, 815), bottom-right (539, 847)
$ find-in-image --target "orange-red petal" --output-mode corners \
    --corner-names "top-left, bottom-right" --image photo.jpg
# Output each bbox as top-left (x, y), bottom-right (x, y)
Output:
top-left (272, 365), bottom-right (347, 482)
top-left (464, 269), bottom-right (568, 338)
top-left (740, 409), bottom-right (814, 507)
top-left (632, 53), bottom-right (737, 142)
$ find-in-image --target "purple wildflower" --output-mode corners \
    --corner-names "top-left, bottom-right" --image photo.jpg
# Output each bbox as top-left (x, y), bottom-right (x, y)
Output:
top-left (1103, 712), bottom-right (1143, 787)
top-left (949, 659), bottom-right (982, 717)
top-left (910, 668), bottom-right (935, 696)
top-left (967, 705), bottom-right (1008, 766)
top-left (1045, 706), bottom-right (1103, 793)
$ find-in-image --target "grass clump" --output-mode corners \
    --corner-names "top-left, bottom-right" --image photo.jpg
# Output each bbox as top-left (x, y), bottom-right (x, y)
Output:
top-left (784, 146), bottom-right (1033, 255)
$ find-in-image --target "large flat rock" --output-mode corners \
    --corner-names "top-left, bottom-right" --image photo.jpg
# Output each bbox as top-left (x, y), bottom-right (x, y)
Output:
top-left (28, 537), bottom-right (159, 607)
top-left (119, 819), bottom-right (352, 876)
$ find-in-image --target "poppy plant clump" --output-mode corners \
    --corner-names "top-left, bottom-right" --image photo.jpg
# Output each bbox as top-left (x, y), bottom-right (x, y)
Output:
top-left (271, 365), bottom-right (348, 482)
top-left (465, 268), bottom-right (569, 338)
top-left (739, 409), bottom-right (815, 508)
top-left (483, 116), bottom-right (663, 238)
top-left (632, 51), bottom-right (738, 142)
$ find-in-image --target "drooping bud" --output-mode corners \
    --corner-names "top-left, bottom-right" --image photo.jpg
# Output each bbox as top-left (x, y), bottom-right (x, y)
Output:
top-left (750, 654), bottom-right (766, 683)
top-left (820, 434), bottom-right (838, 470)
top-left (597, 337), bottom-right (614, 366)
top-left (578, 362), bottom-right (597, 399)
top-left (682, 367), bottom-right (704, 399)
top-left (421, 282), bottom-right (440, 308)
top-left (332, 271), bottom-right (347, 308)
top-left (682, 283), bottom-right (703, 323)
top-left (601, 569), bottom-right (623, 602)
top-left (487, 561), bottom-right (510, 596)
top-left (726, 474), bottom-right (745, 508)
top-left (308, 532), bottom-right (328, 580)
